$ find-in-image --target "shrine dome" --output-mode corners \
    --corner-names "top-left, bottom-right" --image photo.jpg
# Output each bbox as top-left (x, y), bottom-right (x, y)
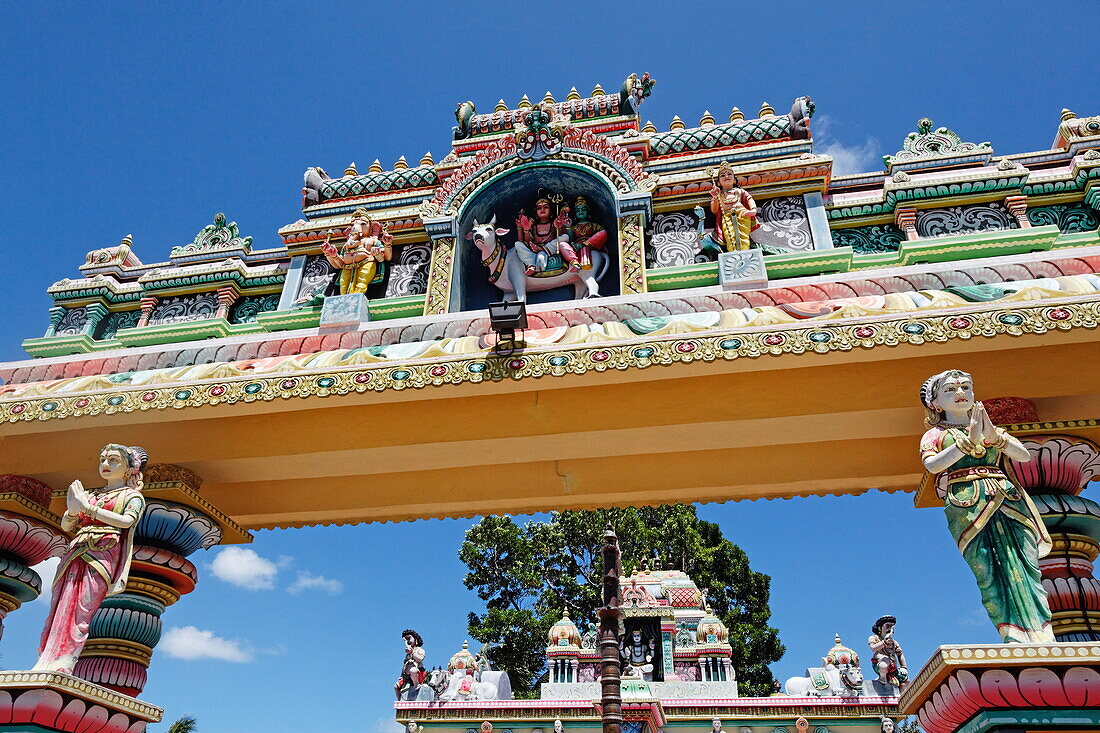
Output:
top-left (696, 607), bottom-right (729, 645)
top-left (547, 612), bottom-right (582, 648)
top-left (448, 640), bottom-right (478, 672)
top-left (824, 634), bottom-right (860, 667)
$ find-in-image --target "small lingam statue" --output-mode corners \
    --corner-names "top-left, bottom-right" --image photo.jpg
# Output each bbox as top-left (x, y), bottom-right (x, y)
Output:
top-left (919, 369), bottom-right (1054, 642)
top-left (867, 615), bottom-right (908, 688)
top-left (34, 444), bottom-right (148, 674)
top-left (395, 629), bottom-right (427, 699)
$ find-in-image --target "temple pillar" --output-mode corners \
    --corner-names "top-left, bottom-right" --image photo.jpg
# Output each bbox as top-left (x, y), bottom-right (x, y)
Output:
top-left (1005, 434), bottom-right (1100, 641)
top-left (615, 190), bottom-right (651, 296)
top-left (422, 216), bottom-right (458, 315)
top-left (1005, 194), bottom-right (1032, 228)
top-left (43, 306), bottom-right (66, 337)
top-left (0, 475), bottom-right (66, 639)
top-left (214, 285), bottom-right (239, 321)
top-left (79, 302), bottom-right (110, 337)
top-left (599, 524), bottom-right (622, 733)
top-left (72, 464), bottom-right (251, 696)
top-left (135, 297), bottom-right (158, 328)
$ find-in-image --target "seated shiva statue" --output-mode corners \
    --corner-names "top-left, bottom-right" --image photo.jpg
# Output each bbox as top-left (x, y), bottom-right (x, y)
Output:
top-left (620, 628), bottom-right (655, 680)
top-left (514, 191), bottom-right (580, 276)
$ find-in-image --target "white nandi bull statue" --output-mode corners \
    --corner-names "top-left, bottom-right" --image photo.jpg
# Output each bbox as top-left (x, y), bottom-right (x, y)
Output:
top-left (783, 634), bottom-right (870, 697)
top-left (466, 216), bottom-right (609, 302)
top-left (437, 641), bottom-right (513, 702)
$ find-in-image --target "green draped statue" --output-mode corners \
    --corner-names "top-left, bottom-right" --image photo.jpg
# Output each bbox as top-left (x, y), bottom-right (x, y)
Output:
top-left (918, 369), bottom-right (1054, 643)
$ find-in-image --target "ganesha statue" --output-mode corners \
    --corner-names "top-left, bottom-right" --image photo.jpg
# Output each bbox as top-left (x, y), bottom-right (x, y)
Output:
top-left (320, 207), bottom-right (393, 296)
top-left (465, 190), bottom-right (610, 302)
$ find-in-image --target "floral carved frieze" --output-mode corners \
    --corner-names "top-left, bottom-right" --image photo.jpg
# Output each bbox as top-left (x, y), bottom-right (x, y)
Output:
top-left (915, 203), bottom-right (1016, 238)
top-left (149, 293), bottom-right (219, 326)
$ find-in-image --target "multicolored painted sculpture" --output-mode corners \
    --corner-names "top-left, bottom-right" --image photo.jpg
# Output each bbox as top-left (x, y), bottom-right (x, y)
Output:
top-left (466, 212), bottom-right (608, 302)
top-left (569, 196), bottom-right (609, 270)
top-left (515, 192), bottom-right (581, 273)
top-left (919, 369), bottom-right (1055, 643)
top-left (620, 628), bottom-right (655, 680)
top-left (395, 629), bottom-right (427, 700)
top-left (703, 163), bottom-right (758, 254)
top-left (867, 615), bottom-right (907, 689)
top-left (33, 444), bottom-right (148, 674)
top-left (321, 207), bottom-right (393, 295)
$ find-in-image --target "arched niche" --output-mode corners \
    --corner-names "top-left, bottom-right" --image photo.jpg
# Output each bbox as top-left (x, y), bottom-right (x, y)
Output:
top-left (451, 162), bottom-right (620, 312)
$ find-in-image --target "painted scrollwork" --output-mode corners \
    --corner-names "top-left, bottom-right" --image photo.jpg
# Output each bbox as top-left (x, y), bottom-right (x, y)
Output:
top-left (95, 310), bottom-right (140, 340)
top-left (297, 254), bottom-right (336, 301)
top-left (385, 244), bottom-right (432, 298)
top-left (1027, 203), bottom-right (1100, 234)
top-left (170, 213), bottom-right (253, 258)
top-left (55, 307), bottom-right (89, 336)
top-left (149, 294), bottom-right (219, 325)
top-left (831, 224), bottom-right (905, 254)
top-left (754, 196), bottom-right (812, 251)
top-left (647, 211), bottom-right (704, 267)
top-left (229, 294), bottom-right (280, 324)
top-left (915, 203), bottom-right (1015, 238)
top-left (886, 118), bottom-right (993, 167)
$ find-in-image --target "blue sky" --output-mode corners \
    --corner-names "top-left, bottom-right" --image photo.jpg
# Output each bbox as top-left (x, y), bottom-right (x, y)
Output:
top-left (1, 2), bottom-right (1098, 731)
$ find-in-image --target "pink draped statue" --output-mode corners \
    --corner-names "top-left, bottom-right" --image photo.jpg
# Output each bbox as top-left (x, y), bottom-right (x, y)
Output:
top-left (33, 444), bottom-right (147, 674)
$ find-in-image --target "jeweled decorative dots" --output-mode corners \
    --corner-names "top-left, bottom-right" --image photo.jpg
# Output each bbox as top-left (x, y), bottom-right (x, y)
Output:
top-left (854, 327), bottom-right (874, 338)
top-left (468, 362), bottom-right (486, 373)
top-left (244, 383), bottom-right (262, 394)
top-left (949, 317), bottom-right (971, 329)
top-left (174, 390), bottom-right (192, 400)
top-left (998, 313), bottom-right (1024, 325)
top-left (809, 332), bottom-right (831, 343)
top-left (591, 350), bottom-right (610, 362)
top-left (675, 342), bottom-right (696, 353)
top-left (548, 355), bottom-right (570, 367)
top-left (719, 339), bottom-right (741, 350)
top-left (317, 377), bottom-right (336, 388)
top-left (633, 347), bottom-right (654, 358)
top-left (903, 322), bottom-right (926, 334)
top-left (392, 370), bottom-right (411, 381)
top-left (763, 334), bottom-right (785, 346)
top-left (140, 392), bottom-right (157, 402)
top-left (1049, 308), bottom-right (1071, 321)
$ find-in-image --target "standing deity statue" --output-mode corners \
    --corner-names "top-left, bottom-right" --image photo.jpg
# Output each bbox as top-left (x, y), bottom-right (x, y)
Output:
top-left (567, 196), bottom-right (608, 270)
top-left (395, 629), bottom-right (427, 699)
top-left (879, 717), bottom-right (895, 733)
top-left (919, 370), bottom-right (1055, 643)
top-left (711, 719), bottom-right (725, 733)
top-left (620, 628), bottom-right (655, 680)
top-left (867, 615), bottom-right (908, 688)
top-left (514, 192), bottom-right (580, 276)
top-left (33, 444), bottom-right (148, 674)
top-left (703, 163), bottom-right (758, 254)
top-left (320, 207), bottom-right (393, 296)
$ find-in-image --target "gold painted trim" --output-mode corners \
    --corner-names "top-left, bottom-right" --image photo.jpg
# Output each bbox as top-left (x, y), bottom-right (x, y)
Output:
top-left (82, 638), bottom-right (154, 664)
top-left (0, 670), bottom-right (162, 720)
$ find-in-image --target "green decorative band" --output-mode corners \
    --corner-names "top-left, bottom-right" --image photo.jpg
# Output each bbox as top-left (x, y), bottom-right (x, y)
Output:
top-left (3, 296), bottom-right (1098, 424)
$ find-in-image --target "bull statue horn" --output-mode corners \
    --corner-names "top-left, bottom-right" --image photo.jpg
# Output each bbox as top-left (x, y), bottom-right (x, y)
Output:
top-left (489, 213), bottom-right (497, 227)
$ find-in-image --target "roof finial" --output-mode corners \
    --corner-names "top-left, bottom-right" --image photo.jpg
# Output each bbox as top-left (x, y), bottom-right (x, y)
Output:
top-left (592, 83), bottom-right (605, 97)
top-left (419, 151), bottom-right (434, 167)
top-left (700, 110), bottom-right (715, 126)
top-left (542, 91), bottom-right (556, 105)
top-left (495, 99), bottom-right (508, 112)
top-left (670, 115), bottom-right (685, 131)
top-left (759, 101), bottom-right (775, 117)
top-left (567, 86), bottom-right (581, 101)
top-left (642, 120), bottom-right (657, 134)
top-left (518, 94), bottom-right (532, 109)
top-left (729, 107), bottom-right (744, 122)
top-left (344, 162), bottom-right (358, 176)
top-left (394, 155), bottom-right (408, 170)
top-left (1062, 108), bottom-right (1077, 122)
top-left (120, 234), bottom-right (133, 247)
top-left (368, 159), bottom-right (383, 174)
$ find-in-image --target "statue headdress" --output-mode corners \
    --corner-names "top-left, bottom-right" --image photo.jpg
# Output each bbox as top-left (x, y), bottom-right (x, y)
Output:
top-left (871, 614), bottom-right (897, 636)
top-left (707, 162), bottom-right (738, 185)
top-left (919, 369), bottom-right (973, 426)
top-left (102, 443), bottom-right (147, 490)
top-left (402, 629), bottom-right (423, 647)
top-left (352, 207), bottom-right (371, 222)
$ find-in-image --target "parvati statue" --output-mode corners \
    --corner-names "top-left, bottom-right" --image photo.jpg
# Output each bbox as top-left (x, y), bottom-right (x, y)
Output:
top-left (918, 370), bottom-right (1054, 643)
top-left (33, 444), bottom-right (148, 673)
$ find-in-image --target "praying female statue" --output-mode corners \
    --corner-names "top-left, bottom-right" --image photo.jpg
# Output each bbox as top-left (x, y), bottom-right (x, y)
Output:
top-left (34, 444), bottom-right (148, 673)
top-left (919, 369), bottom-right (1054, 643)
top-left (705, 163), bottom-right (758, 253)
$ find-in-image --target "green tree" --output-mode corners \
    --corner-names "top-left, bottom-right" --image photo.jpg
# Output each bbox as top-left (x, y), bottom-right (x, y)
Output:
top-left (460, 505), bottom-right (784, 697)
top-left (167, 716), bottom-right (197, 733)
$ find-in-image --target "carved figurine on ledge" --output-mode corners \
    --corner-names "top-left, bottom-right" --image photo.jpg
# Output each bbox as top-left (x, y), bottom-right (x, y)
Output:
top-left (395, 629), bottom-right (427, 699)
top-left (867, 614), bottom-right (908, 689)
top-left (702, 163), bottom-right (758, 255)
top-left (515, 192), bottom-right (581, 275)
top-left (919, 369), bottom-right (1054, 643)
top-left (620, 628), bottom-right (655, 680)
top-left (321, 207), bottom-right (393, 296)
top-left (33, 444), bottom-right (148, 674)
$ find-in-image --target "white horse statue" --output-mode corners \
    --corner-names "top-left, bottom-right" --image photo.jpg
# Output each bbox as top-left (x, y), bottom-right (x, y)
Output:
top-left (466, 215), bottom-right (610, 301)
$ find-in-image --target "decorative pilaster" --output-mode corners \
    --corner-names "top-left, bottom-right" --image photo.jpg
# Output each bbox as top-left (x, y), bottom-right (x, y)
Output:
top-left (214, 286), bottom-right (239, 321)
top-left (0, 476), bottom-right (66, 639)
top-left (79, 302), bottom-right (109, 336)
top-left (423, 237), bottom-right (455, 315)
top-left (1005, 194), bottom-right (1031, 228)
top-left (43, 306), bottom-right (66, 337)
top-left (617, 212), bottom-right (647, 295)
top-left (1005, 434), bottom-right (1100, 641)
top-left (599, 523), bottom-right (623, 733)
top-left (894, 208), bottom-right (918, 241)
top-left (73, 464), bottom-right (251, 696)
top-left (135, 297), bottom-right (158, 328)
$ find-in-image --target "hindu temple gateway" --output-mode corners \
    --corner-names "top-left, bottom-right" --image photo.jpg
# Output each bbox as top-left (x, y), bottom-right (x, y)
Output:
top-left (0, 75), bottom-right (1099, 733)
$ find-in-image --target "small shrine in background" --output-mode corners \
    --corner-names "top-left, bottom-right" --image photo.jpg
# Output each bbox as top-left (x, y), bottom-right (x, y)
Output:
top-left (396, 565), bottom-right (901, 733)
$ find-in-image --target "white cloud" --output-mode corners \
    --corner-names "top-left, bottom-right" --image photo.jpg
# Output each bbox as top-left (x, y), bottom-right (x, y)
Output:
top-left (210, 547), bottom-right (284, 590)
top-left (160, 625), bottom-right (252, 663)
top-left (374, 718), bottom-right (405, 733)
top-left (812, 114), bottom-right (882, 176)
top-left (287, 571), bottom-right (343, 595)
top-left (32, 557), bottom-right (60, 604)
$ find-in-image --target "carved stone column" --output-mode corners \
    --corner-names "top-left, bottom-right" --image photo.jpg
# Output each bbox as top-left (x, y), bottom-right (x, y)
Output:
top-left (617, 212), bottom-right (647, 295)
top-left (73, 464), bottom-right (251, 696)
top-left (1005, 434), bottom-right (1100, 641)
top-left (894, 208), bottom-right (918, 241)
top-left (0, 476), bottom-right (66, 639)
top-left (214, 286), bottom-right (239, 321)
top-left (43, 306), bottom-right (66, 338)
top-left (599, 523), bottom-right (622, 733)
top-left (80, 302), bottom-right (110, 337)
